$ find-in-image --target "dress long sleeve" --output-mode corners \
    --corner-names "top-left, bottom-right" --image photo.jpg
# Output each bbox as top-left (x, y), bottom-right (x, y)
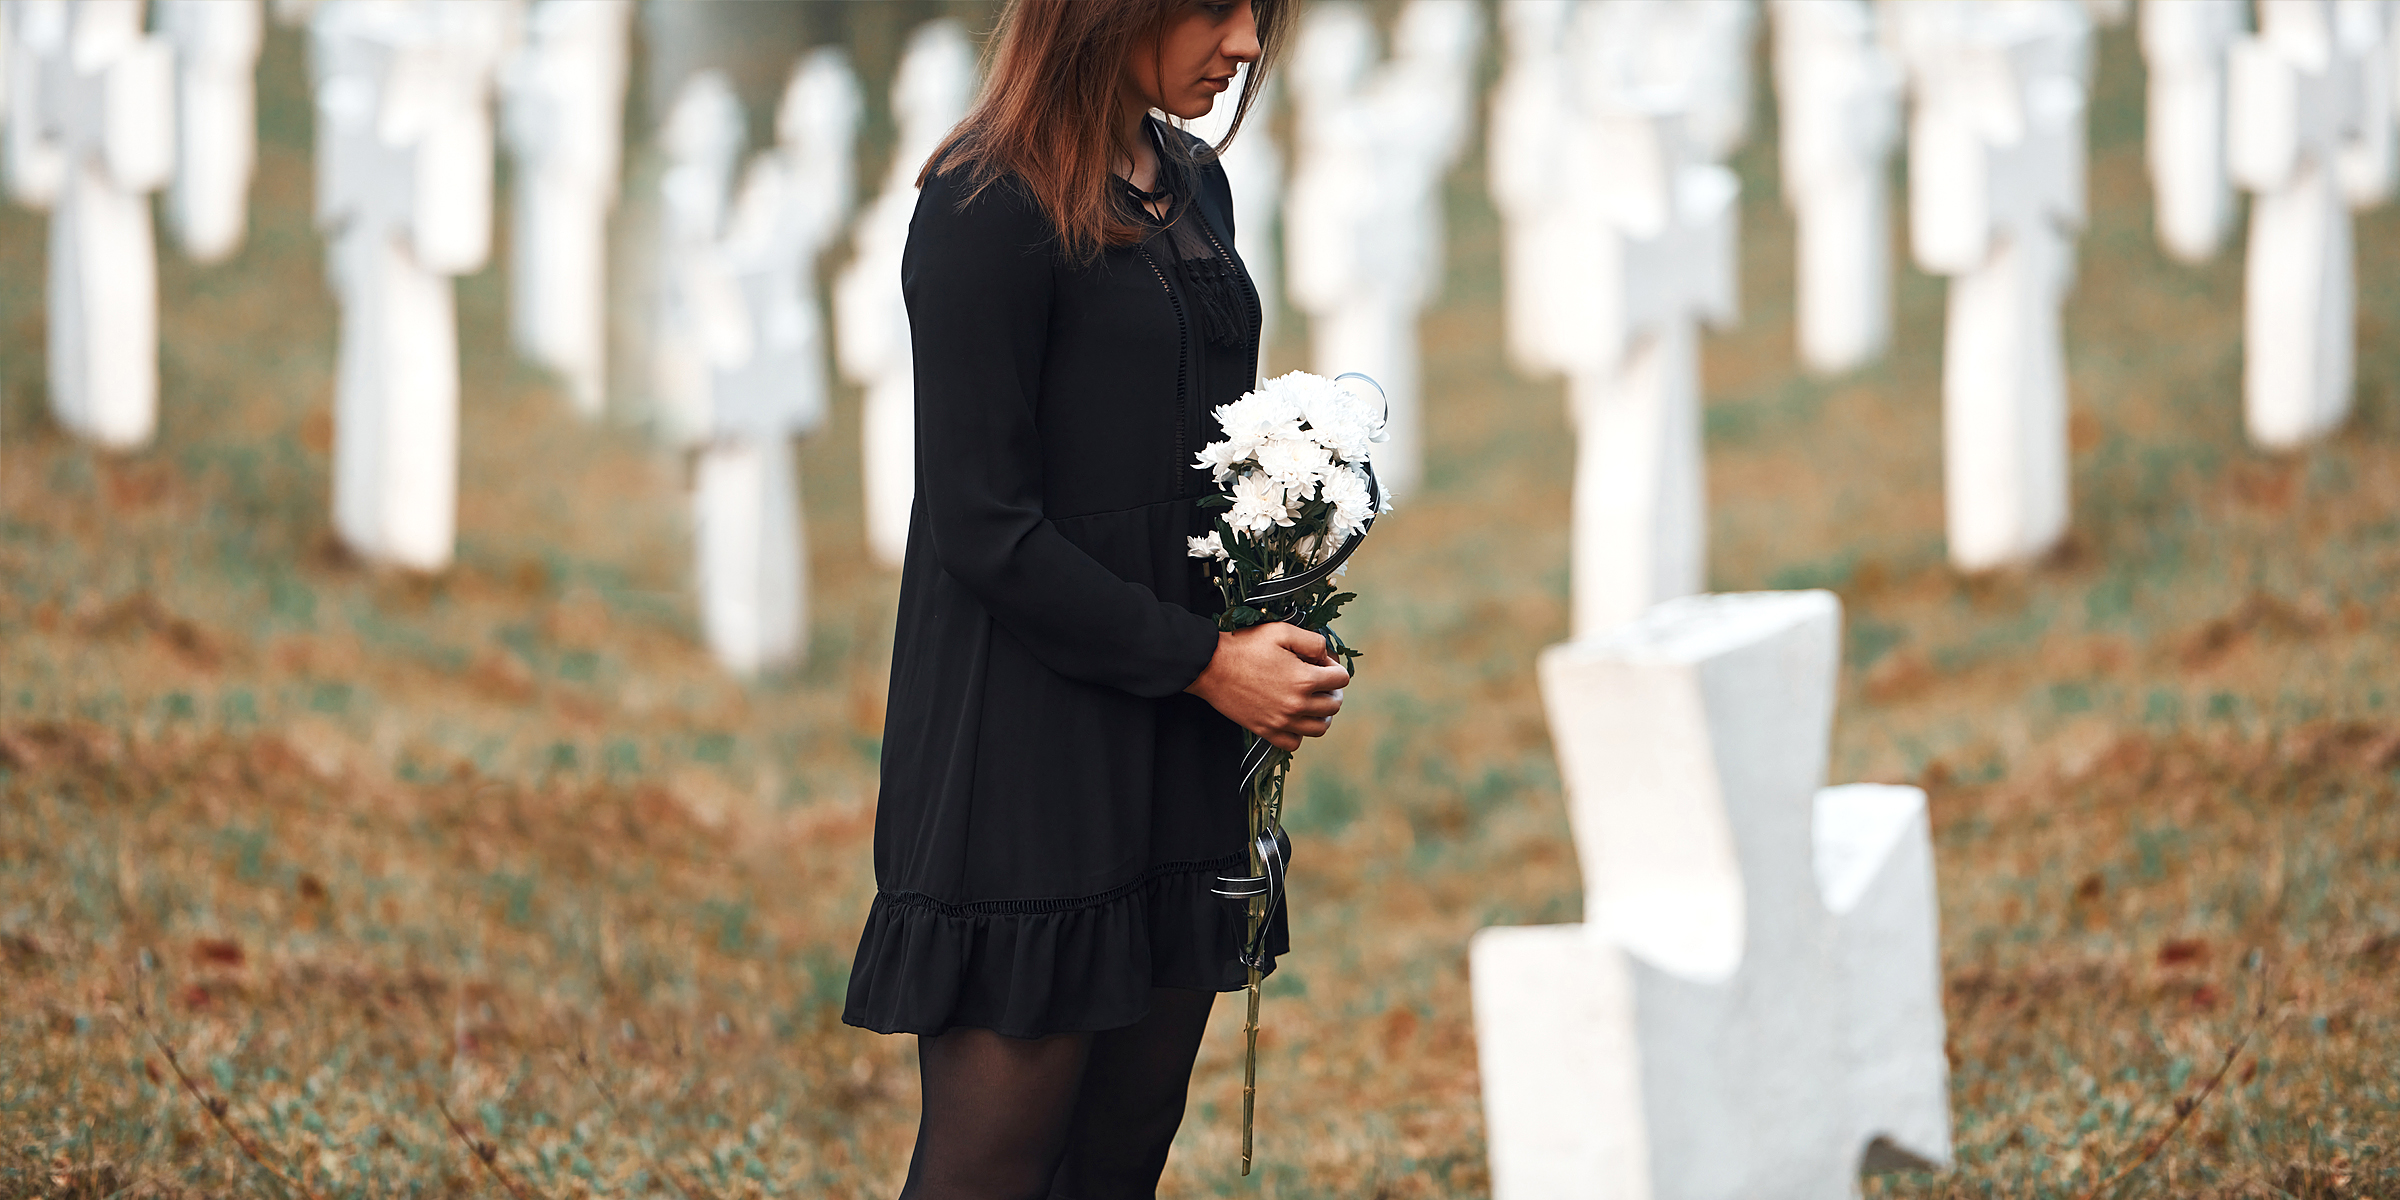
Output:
top-left (903, 172), bottom-right (1221, 698)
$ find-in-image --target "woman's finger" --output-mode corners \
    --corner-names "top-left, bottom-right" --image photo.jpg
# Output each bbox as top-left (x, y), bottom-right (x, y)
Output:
top-left (1269, 622), bottom-right (1335, 665)
top-left (1303, 662), bottom-right (1350, 692)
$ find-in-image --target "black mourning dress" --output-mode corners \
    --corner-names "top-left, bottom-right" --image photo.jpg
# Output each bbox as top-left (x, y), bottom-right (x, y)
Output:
top-left (843, 121), bottom-right (1285, 1040)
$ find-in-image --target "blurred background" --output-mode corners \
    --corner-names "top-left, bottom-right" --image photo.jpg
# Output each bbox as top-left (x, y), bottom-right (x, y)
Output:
top-left (2, 0), bottom-right (2397, 1196)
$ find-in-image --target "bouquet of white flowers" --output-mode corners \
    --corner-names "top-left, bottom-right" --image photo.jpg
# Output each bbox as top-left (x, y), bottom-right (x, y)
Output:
top-left (1187, 370), bottom-right (1391, 1173)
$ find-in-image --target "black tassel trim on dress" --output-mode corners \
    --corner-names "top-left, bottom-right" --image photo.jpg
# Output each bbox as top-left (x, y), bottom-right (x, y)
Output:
top-left (1176, 253), bottom-right (1251, 350)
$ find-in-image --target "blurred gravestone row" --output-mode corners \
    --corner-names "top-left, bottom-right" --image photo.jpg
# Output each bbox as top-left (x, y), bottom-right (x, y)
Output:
top-left (6, 1), bottom-right (2400, 1188)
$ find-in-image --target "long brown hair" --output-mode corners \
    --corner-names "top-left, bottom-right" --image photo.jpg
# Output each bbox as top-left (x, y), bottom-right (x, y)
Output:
top-left (920, 0), bottom-right (1295, 263)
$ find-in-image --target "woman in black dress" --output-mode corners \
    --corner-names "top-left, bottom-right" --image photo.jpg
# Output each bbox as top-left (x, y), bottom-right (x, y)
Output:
top-left (840, 1), bottom-right (1336, 1196)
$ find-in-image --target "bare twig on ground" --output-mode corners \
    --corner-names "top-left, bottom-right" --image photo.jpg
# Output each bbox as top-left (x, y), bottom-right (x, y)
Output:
top-left (122, 984), bottom-right (323, 1200)
top-left (2076, 963), bottom-right (2277, 1200)
top-left (570, 1035), bottom-right (718, 1200)
top-left (432, 1093), bottom-right (542, 1200)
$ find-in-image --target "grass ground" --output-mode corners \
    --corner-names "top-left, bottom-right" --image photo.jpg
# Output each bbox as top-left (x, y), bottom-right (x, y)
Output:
top-left (2, 9), bottom-right (2396, 1199)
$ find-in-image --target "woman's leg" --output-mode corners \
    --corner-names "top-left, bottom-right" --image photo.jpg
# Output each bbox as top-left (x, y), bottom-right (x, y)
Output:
top-left (900, 1026), bottom-right (1093, 1200)
top-left (1049, 987), bottom-right (1218, 1199)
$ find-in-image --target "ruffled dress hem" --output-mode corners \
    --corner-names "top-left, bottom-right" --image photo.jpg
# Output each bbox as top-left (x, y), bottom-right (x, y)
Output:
top-left (842, 855), bottom-right (1286, 1039)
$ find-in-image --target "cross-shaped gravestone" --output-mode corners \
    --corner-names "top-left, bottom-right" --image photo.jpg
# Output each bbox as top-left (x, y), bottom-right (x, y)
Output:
top-left (672, 51), bottom-right (861, 677)
top-left (1183, 61), bottom-right (1284, 365)
top-left (1470, 591), bottom-right (1952, 1199)
top-left (650, 69), bottom-right (744, 449)
top-left (652, 70), bottom-right (758, 670)
top-left (1285, 0), bottom-right (1481, 505)
top-left (1540, 0), bottom-right (1740, 639)
top-left (834, 18), bottom-right (973, 570)
top-left (156, 0), bottom-right (262, 264)
top-left (2226, 0), bottom-right (2387, 449)
top-left (5, 1), bottom-right (71, 208)
top-left (1489, 0), bottom-right (1580, 381)
top-left (1772, 0), bottom-right (1900, 375)
top-left (501, 0), bottom-right (629, 418)
top-left (1601, 0), bottom-right (1759, 163)
top-left (312, 0), bottom-right (509, 573)
top-left (2140, 0), bottom-right (2246, 263)
top-left (26, 0), bottom-right (172, 451)
top-left (1892, 0), bottom-right (2090, 573)
top-left (2331, 0), bottom-right (2394, 209)
top-left (710, 50), bottom-right (859, 448)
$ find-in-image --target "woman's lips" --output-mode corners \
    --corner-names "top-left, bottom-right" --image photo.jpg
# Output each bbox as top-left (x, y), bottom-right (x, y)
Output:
top-left (1203, 76), bottom-right (1232, 92)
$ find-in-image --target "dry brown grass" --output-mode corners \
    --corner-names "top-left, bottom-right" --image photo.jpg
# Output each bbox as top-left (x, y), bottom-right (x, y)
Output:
top-left (1, 12), bottom-right (2397, 1199)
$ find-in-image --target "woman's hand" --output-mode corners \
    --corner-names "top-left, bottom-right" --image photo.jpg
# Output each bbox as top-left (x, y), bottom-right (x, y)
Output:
top-left (1185, 623), bottom-right (1351, 752)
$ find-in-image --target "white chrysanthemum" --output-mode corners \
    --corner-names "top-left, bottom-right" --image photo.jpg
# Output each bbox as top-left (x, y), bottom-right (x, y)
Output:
top-left (1293, 377), bottom-right (1378, 463)
top-left (1192, 438), bottom-right (1248, 484)
top-left (1213, 390), bottom-right (1303, 447)
top-left (1253, 432), bottom-right (1332, 496)
top-left (1225, 471), bottom-right (1293, 534)
top-left (1320, 463), bottom-right (1374, 538)
top-left (1186, 531), bottom-right (1230, 561)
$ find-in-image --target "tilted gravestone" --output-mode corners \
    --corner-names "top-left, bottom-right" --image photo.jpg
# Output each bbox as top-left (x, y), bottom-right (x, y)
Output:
top-left (156, 0), bottom-right (262, 264)
top-left (1471, 591), bottom-right (1951, 1199)
top-left (1892, 0), bottom-right (2090, 572)
top-left (1771, 0), bottom-right (1900, 375)
top-left (311, 0), bottom-right (510, 572)
top-left (833, 18), bottom-right (973, 570)
top-left (1285, 0), bottom-right (1482, 505)
top-left (2139, 0), bottom-right (2246, 264)
top-left (501, 0), bottom-right (630, 418)
top-left (23, 0), bottom-right (173, 451)
top-left (2226, 0), bottom-right (2393, 450)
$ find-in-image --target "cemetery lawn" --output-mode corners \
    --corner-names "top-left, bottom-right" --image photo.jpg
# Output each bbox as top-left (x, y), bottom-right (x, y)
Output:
top-left (0, 16), bottom-right (2394, 1200)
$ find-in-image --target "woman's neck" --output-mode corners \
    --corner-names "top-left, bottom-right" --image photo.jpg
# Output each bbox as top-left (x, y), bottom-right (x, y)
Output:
top-left (1117, 106), bottom-right (1161, 195)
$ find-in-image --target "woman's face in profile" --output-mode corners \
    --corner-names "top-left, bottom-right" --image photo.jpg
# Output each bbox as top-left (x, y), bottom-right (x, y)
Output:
top-left (1126, 0), bottom-right (1263, 121)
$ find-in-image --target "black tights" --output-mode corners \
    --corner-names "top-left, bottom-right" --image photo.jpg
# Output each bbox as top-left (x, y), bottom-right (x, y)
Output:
top-left (897, 987), bottom-right (1217, 1200)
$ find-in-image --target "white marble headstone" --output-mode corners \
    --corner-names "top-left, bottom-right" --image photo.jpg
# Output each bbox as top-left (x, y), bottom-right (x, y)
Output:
top-left (156, 0), bottom-right (262, 264)
top-left (2227, 0), bottom-right (2391, 449)
top-left (1772, 0), bottom-right (1901, 374)
top-left (650, 68), bottom-right (744, 448)
top-left (312, 0), bottom-right (510, 572)
top-left (670, 50), bottom-right (862, 676)
top-left (502, 0), bottom-right (630, 417)
top-left (1553, 0), bottom-right (1745, 637)
top-left (1471, 591), bottom-right (1952, 1199)
top-left (1892, 0), bottom-right (2091, 572)
top-left (27, 0), bottom-right (175, 450)
top-left (834, 18), bottom-right (974, 570)
top-left (2139, 0), bottom-right (2247, 264)
top-left (1489, 0), bottom-right (1580, 381)
top-left (1285, 0), bottom-right (1482, 506)
top-left (4, 0), bottom-right (70, 207)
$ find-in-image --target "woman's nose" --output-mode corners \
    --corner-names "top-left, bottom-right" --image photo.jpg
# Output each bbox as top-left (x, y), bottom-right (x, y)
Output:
top-left (1224, 3), bottom-right (1261, 61)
